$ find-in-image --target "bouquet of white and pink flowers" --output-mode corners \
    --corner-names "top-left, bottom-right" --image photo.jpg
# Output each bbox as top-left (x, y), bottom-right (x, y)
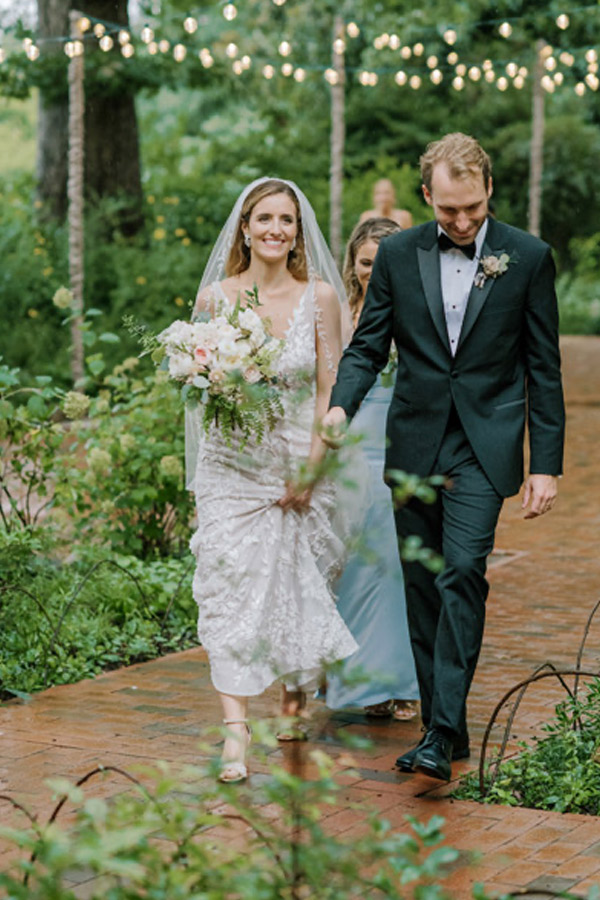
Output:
top-left (143, 287), bottom-right (284, 445)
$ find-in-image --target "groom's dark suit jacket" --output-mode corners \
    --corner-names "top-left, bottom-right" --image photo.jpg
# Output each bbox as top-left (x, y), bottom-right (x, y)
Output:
top-left (330, 217), bottom-right (565, 498)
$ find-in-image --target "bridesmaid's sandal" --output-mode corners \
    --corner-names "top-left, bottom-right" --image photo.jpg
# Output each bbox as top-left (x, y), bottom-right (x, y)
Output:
top-left (218, 719), bottom-right (251, 784)
top-left (277, 689), bottom-right (309, 741)
top-left (364, 699), bottom-right (395, 718)
top-left (276, 719), bottom-right (309, 742)
top-left (392, 700), bottom-right (419, 722)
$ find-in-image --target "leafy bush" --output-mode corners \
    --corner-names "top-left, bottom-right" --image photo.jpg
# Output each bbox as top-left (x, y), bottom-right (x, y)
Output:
top-left (453, 679), bottom-right (600, 816)
top-left (556, 232), bottom-right (600, 334)
top-left (0, 544), bottom-right (195, 698)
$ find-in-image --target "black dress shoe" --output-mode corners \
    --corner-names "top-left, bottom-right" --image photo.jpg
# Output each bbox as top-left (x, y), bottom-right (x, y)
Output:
top-left (395, 733), bottom-right (470, 773)
top-left (414, 728), bottom-right (453, 781)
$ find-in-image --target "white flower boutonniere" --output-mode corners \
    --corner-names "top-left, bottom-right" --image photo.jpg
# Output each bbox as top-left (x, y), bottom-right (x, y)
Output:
top-left (474, 252), bottom-right (511, 289)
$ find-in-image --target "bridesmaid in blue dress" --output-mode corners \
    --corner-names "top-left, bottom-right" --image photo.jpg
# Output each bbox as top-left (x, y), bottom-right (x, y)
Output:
top-left (327, 218), bottom-right (419, 720)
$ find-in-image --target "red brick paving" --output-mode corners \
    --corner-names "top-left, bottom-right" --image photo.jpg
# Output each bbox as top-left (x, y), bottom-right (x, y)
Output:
top-left (1, 336), bottom-right (600, 899)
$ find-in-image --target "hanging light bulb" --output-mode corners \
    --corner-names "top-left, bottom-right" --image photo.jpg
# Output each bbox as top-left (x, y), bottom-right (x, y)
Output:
top-left (413, 42), bottom-right (424, 56)
top-left (273, 0), bottom-right (286, 5)
top-left (118, 30), bottom-right (130, 45)
top-left (22, 37), bottom-right (32, 51)
top-left (468, 66), bottom-right (481, 81)
top-left (455, 63), bottom-right (466, 76)
top-left (506, 62), bottom-right (518, 78)
top-left (121, 43), bottom-right (135, 58)
top-left (574, 82), bottom-right (586, 96)
top-left (482, 59), bottom-right (493, 71)
top-left (225, 42), bottom-right (238, 58)
top-left (544, 56), bottom-right (557, 71)
top-left (380, 33), bottom-right (390, 47)
top-left (324, 68), bottom-right (339, 85)
top-left (222, 5), bottom-right (237, 22)
top-left (64, 41), bottom-right (75, 58)
top-left (409, 74), bottom-right (422, 89)
top-left (427, 55), bottom-right (438, 69)
top-left (78, 17), bottom-right (91, 32)
top-left (556, 14), bottom-right (569, 30)
top-left (263, 64), bottom-right (275, 79)
top-left (99, 35), bottom-right (114, 52)
top-left (541, 75), bottom-right (555, 92)
top-left (359, 70), bottom-right (370, 85)
top-left (499, 22), bottom-right (512, 38)
top-left (559, 51), bottom-right (574, 66)
top-left (281, 62), bottom-right (293, 76)
top-left (184, 16), bottom-right (198, 33)
top-left (589, 61), bottom-right (599, 74)
top-left (0, 49), bottom-right (5, 63)
top-left (554, 71), bottom-right (564, 85)
top-left (585, 72), bottom-right (599, 89)
top-left (173, 43), bottom-right (186, 61)
top-left (93, 23), bottom-right (105, 38)
top-left (401, 46), bottom-right (412, 59)
top-left (519, 66), bottom-right (528, 77)
top-left (513, 75), bottom-right (525, 89)
top-left (241, 55), bottom-right (251, 69)
top-left (347, 23), bottom-right (360, 39)
top-left (232, 59), bottom-right (243, 75)
top-left (497, 76), bottom-right (508, 91)
top-left (294, 67), bottom-right (306, 82)
top-left (444, 29), bottom-right (457, 45)
top-left (430, 69), bottom-right (443, 84)
top-left (147, 41), bottom-right (158, 55)
top-left (540, 44), bottom-right (554, 58)
top-left (27, 44), bottom-right (40, 60)
top-left (159, 40), bottom-right (170, 53)
top-left (200, 49), bottom-right (214, 67)
top-left (452, 75), bottom-right (464, 90)
top-left (395, 70), bottom-right (407, 85)
top-left (389, 34), bottom-right (400, 50)
top-left (585, 49), bottom-right (598, 64)
top-left (373, 35), bottom-right (385, 50)
top-left (447, 51), bottom-right (458, 65)
top-left (141, 25), bottom-right (154, 44)
top-left (333, 38), bottom-right (345, 55)
top-left (278, 40), bottom-right (292, 57)
top-left (484, 69), bottom-right (495, 83)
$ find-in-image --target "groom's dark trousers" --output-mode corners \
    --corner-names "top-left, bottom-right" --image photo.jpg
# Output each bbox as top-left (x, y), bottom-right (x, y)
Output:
top-left (330, 217), bottom-right (565, 742)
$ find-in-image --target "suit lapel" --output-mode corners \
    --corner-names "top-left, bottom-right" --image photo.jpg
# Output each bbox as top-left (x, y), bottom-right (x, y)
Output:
top-left (417, 228), bottom-right (451, 354)
top-left (456, 218), bottom-right (501, 353)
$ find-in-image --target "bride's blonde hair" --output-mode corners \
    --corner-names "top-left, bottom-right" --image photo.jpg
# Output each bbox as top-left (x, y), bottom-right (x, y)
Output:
top-left (225, 179), bottom-right (309, 280)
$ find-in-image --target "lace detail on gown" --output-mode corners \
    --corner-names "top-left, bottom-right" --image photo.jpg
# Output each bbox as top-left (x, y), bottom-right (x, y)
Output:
top-left (189, 279), bottom-right (358, 696)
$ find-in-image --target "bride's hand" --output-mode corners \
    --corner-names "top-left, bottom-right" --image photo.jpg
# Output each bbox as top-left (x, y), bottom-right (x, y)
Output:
top-left (320, 406), bottom-right (348, 448)
top-left (277, 480), bottom-right (313, 512)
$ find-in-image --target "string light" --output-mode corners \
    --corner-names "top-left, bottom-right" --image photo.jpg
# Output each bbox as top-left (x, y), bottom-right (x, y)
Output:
top-left (468, 66), bottom-right (481, 81)
top-left (409, 74), bottom-right (422, 89)
top-left (482, 59), bottom-right (493, 71)
top-left (347, 22), bottom-right (360, 38)
top-left (513, 75), bottom-right (525, 89)
top-left (223, 5), bottom-right (237, 21)
top-left (118, 30), bottom-right (130, 46)
top-left (541, 75), bottom-right (555, 92)
top-left (78, 17), bottom-right (91, 32)
top-left (147, 41), bottom-right (158, 54)
top-left (141, 25), bottom-right (154, 44)
top-left (444, 29), bottom-right (457, 45)
top-left (413, 43), bottom-right (424, 56)
top-left (540, 44), bottom-right (553, 58)
top-left (263, 64), bottom-right (275, 78)
top-left (281, 62), bottom-right (293, 76)
top-left (589, 61), bottom-right (599, 74)
top-left (559, 51), bottom-right (574, 66)
top-left (585, 72), bottom-right (599, 89)
top-left (395, 70), bottom-right (407, 85)
top-left (431, 69), bottom-right (443, 84)
top-left (497, 76), bottom-right (508, 91)
top-left (585, 49), bottom-right (598, 64)
top-left (389, 34), bottom-right (400, 50)
top-left (519, 66), bottom-right (528, 77)
top-left (0, 49), bottom-right (5, 63)
top-left (447, 51), bottom-right (458, 65)
top-left (506, 62), bottom-right (518, 77)
top-left (99, 35), bottom-right (114, 52)
top-left (400, 46), bottom-right (412, 60)
top-left (333, 38), bottom-right (345, 55)
top-left (184, 16), bottom-right (198, 33)
top-left (499, 22), bottom-right (512, 38)
top-left (554, 71), bottom-right (564, 85)
top-left (241, 55), bottom-right (251, 69)
top-left (544, 56), bottom-right (557, 71)
top-left (22, 38), bottom-right (32, 51)
top-left (225, 42), bottom-right (238, 58)
top-left (294, 67), bottom-right (306, 82)
top-left (456, 63), bottom-right (466, 76)
top-left (173, 43), bottom-right (186, 61)
top-left (273, 0), bottom-right (286, 5)
top-left (574, 82), bottom-right (586, 95)
top-left (427, 55), bottom-right (438, 68)
top-left (199, 48), bottom-right (214, 67)
top-left (484, 69), bottom-right (495, 83)
top-left (373, 35), bottom-right (385, 50)
top-left (93, 23), bottom-right (105, 38)
top-left (121, 43), bottom-right (135, 58)
top-left (278, 40), bottom-right (292, 57)
top-left (452, 75), bottom-right (464, 90)
top-left (556, 14), bottom-right (569, 30)
top-left (159, 39), bottom-right (170, 53)
top-left (27, 44), bottom-right (40, 60)
top-left (232, 59), bottom-right (243, 74)
top-left (324, 68), bottom-right (339, 85)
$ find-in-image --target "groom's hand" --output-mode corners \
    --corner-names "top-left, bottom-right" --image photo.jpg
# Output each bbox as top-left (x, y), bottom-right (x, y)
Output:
top-left (521, 474), bottom-right (558, 519)
top-left (320, 406), bottom-right (348, 448)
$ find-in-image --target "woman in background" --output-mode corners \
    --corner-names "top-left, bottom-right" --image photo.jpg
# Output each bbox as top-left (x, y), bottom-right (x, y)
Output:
top-left (326, 218), bottom-right (419, 720)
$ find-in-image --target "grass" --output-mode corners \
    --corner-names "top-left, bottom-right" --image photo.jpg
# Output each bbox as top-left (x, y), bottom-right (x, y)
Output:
top-left (0, 92), bottom-right (37, 175)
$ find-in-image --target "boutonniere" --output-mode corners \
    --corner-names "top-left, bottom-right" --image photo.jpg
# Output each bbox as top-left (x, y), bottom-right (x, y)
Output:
top-left (474, 251), bottom-right (512, 289)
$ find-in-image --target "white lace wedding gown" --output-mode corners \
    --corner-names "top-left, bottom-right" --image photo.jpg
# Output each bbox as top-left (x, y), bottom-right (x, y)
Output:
top-left (189, 280), bottom-right (358, 696)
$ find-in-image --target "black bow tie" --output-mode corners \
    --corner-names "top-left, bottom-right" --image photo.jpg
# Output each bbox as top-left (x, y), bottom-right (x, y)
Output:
top-left (438, 232), bottom-right (476, 260)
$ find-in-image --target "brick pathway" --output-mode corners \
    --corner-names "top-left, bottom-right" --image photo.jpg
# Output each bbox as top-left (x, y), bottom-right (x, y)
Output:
top-left (1, 336), bottom-right (600, 898)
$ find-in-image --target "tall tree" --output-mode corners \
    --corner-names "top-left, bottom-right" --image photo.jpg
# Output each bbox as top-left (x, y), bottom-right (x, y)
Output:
top-left (36, 0), bottom-right (143, 231)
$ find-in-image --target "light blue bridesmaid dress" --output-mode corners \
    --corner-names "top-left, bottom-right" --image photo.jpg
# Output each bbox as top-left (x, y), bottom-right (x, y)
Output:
top-left (326, 375), bottom-right (419, 709)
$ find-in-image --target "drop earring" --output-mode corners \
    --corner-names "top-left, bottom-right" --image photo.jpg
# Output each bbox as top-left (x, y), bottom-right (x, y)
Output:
top-left (290, 238), bottom-right (297, 252)
top-left (244, 234), bottom-right (252, 248)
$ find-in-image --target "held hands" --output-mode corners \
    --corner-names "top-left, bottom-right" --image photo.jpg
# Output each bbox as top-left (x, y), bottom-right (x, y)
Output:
top-left (521, 474), bottom-right (558, 519)
top-left (320, 406), bottom-right (348, 448)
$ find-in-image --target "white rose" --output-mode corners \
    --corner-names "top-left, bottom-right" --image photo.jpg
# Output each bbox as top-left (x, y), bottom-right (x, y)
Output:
top-left (243, 365), bottom-right (262, 384)
top-left (168, 353), bottom-right (196, 379)
top-left (238, 308), bottom-right (261, 332)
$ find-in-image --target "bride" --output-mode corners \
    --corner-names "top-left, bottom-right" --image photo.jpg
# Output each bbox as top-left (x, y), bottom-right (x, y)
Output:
top-left (188, 178), bottom-right (358, 782)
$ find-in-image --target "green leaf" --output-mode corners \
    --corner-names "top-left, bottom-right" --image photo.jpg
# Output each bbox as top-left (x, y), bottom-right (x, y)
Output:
top-left (99, 332), bottom-right (121, 344)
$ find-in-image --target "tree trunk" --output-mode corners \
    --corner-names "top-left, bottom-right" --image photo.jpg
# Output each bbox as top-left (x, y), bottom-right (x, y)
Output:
top-left (36, 0), bottom-right (143, 232)
top-left (329, 15), bottom-right (345, 269)
top-left (528, 40), bottom-right (545, 237)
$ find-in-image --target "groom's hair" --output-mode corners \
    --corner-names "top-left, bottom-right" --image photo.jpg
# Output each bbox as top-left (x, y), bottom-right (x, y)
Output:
top-left (420, 133), bottom-right (492, 191)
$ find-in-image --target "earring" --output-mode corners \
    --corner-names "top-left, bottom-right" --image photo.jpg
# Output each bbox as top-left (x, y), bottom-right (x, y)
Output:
top-left (290, 238), bottom-right (297, 252)
top-left (244, 234), bottom-right (252, 248)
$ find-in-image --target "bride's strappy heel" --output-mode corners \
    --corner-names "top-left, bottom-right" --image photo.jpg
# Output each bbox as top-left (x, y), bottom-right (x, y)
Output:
top-left (218, 719), bottom-right (251, 783)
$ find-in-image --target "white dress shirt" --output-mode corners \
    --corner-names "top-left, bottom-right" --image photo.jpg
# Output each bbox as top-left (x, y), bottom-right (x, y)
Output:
top-left (438, 220), bottom-right (488, 356)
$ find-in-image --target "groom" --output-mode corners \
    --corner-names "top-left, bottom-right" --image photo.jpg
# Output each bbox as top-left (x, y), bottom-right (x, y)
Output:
top-left (323, 133), bottom-right (565, 781)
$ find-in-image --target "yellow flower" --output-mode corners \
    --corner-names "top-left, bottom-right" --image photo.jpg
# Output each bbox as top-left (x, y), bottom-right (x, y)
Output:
top-left (34, 199), bottom-right (43, 209)
top-left (165, 196), bottom-right (180, 205)
top-left (34, 247), bottom-right (44, 256)
top-left (43, 266), bottom-right (54, 277)
top-left (147, 195), bottom-right (156, 204)
top-left (182, 237), bottom-right (191, 247)
top-left (196, 216), bottom-right (205, 224)
top-left (174, 296), bottom-right (185, 307)
top-left (153, 228), bottom-right (166, 241)
top-left (136, 275), bottom-right (147, 285)
top-left (156, 214), bottom-right (165, 223)
top-left (175, 227), bottom-right (186, 237)
top-left (35, 233), bottom-right (46, 245)
top-left (28, 309), bottom-right (39, 318)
